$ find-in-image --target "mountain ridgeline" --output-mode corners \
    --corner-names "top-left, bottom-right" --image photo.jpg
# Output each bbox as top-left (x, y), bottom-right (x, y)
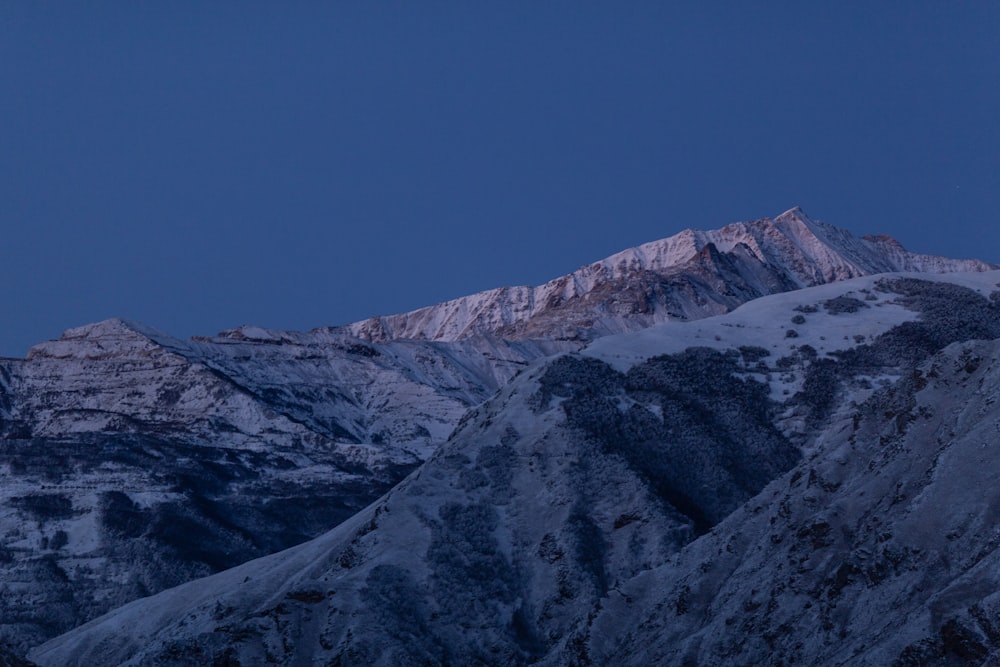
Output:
top-left (32, 272), bottom-right (1000, 666)
top-left (340, 207), bottom-right (992, 342)
top-left (1, 208), bottom-right (998, 665)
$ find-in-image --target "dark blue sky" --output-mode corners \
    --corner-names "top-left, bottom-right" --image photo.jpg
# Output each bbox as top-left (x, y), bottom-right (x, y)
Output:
top-left (2, 3), bottom-right (998, 357)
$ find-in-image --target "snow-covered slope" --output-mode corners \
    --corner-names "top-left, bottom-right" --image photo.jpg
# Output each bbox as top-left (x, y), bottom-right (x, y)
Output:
top-left (0, 319), bottom-right (569, 651)
top-left (4, 208), bottom-right (995, 659)
top-left (341, 208), bottom-right (995, 342)
top-left (34, 271), bottom-right (1000, 666)
top-left (569, 341), bottom-right (1000, 666)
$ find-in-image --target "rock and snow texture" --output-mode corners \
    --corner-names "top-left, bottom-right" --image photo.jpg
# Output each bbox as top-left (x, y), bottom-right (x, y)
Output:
top-left (0, 318), bottom-right (568, 651)
top-left (28, 338), bottom-right (795, 667)
top-left (341, 207), bottom-right (995, 342)
top-left (33, 272), bottom-right (1000, 666)
top-left (2, 208), bottom-right (995, 660)
top-left (572, 338), bottom-right (1000, 666)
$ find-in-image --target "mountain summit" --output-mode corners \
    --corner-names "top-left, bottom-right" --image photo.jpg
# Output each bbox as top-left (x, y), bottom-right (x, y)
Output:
top-left (338, 207), bottom-right (994, 342)
top-left (1, 209), bottom-right (996, 662)
top-left (34, 270), bottom-right (1000, 667)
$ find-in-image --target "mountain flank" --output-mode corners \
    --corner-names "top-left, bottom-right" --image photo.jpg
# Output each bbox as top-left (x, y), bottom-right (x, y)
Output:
top-left (0, 208), bottom-right (994, 662)
top-left (32, 271), bottom-right (1000, 666)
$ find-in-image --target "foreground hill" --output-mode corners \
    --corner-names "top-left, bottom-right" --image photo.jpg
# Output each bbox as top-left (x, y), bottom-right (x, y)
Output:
top-left (33, 271), bottom-right (1000, 666)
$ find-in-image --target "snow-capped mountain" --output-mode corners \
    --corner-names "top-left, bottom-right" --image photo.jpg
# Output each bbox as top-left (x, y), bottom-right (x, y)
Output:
top-left (0, 208), bottom-right (994, 660)
top-left (32, 271), bottom-right (1000, 666)
top-left (341, 207), bottom-right (994, 342)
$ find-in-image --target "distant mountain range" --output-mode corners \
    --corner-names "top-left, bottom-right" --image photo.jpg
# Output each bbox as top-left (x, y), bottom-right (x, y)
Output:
top-left (2, 209), bottom-right (997, 665)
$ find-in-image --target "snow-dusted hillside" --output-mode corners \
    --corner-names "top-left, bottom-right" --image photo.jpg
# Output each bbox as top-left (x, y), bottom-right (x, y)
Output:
top-left (570, 344), bottom-right (1000, 666)
top-left (0, 319), bottom-right (569, 650)
top-left (2, 209), bottom-right (995, 660)
top-left (341, 208), bottom-right (995, 342)
top-left (34, 271), bottom-right (1000, 666)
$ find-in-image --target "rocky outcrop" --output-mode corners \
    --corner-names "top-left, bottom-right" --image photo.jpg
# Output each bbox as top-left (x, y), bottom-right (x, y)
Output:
top-left (0, 319), bottom-right (567, 651)
top-left (341, 208), bottom-right (995, 342)
top-left (33, 273), bottom-right (1000, 666)
top-left (4, 209), bottom-right (995, 659)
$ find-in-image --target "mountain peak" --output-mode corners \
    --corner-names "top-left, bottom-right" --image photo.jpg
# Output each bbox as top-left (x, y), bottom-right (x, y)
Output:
top-left (774, 205), bottom-right (812, 222)
top-left (25, 318), bottom-right (177, 360)
top-left (60, 318), bottom-right (153, 340)
top-left (6, 207), bottom-right (1000, 665)
top-left (338, 209), bottom-right (994, 343)
top-left (35, 270), bottom-right (1000, 667)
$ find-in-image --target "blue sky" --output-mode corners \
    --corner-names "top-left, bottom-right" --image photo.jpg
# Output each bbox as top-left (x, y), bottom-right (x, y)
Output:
top-left (2, 3), bottom-right (998, 356)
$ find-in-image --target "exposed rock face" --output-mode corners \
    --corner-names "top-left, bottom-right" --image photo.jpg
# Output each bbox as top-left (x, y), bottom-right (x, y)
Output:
top-left (28, 349), bottom-right (794, 667)
top-left (33, 273), bottom-right (1000, 667)
top-left (341, 208), bottom-right (995, 342)
top-left (3, 209), bottom-right (995, 659)
top-left (0, 319), bottom-right (567, 650)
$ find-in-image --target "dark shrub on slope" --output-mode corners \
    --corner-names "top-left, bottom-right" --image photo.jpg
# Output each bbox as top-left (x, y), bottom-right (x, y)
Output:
top-left (798, 280), bottom-right (1000, 423)
top-left (539, 350), bottom-right (798, 533)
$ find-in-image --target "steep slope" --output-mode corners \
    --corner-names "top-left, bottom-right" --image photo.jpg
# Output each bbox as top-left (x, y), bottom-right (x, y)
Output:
top-left (35, 271), bottom-right (1000, 666)
top-left (0, 319), bottom-right (568, 651)
top-left (570, 338), bottom-right (1000, 666)
top-left (4, 208), bottom-right (994, 656)
top-left (342, 208), bottom-right (995, 342)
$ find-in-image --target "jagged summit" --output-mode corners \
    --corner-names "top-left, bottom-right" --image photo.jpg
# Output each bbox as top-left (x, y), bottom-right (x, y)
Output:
top-left (34, 270), bottom-right (1000, 666)
top-left (772, 204), bottom-right (819, 229)
top-left (51, 317), bottom-right (158, 342)
top-left (777, 204), bottom-right (808, 217)
top-left (338, 208), bottom-right (994, 343)
top-left (26, 209), bottom-right (993, 354)
top-left (4, 208), bottom-right (999, 662)
top-left (25, 318), bottom-right (182, 361)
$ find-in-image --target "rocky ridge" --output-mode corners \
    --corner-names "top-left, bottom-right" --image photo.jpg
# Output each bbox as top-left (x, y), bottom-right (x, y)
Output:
top-left (341, 207), bottom-right (993, 342)
top-left (0, 319), bottom-right (567, 650)
top-left (1, 209), bottom-right (994, 659)
top-left (32, 271), bottom-right (1000, 666)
